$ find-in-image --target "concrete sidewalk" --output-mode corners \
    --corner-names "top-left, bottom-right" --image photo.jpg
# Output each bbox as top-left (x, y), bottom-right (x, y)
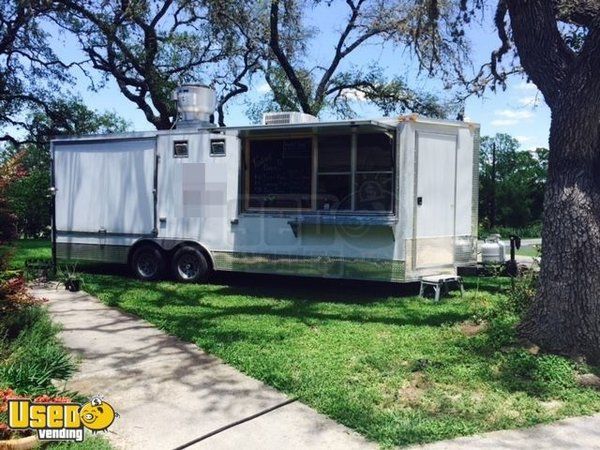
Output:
top-left (30, 285), bottom-right (375, 450)
top-left (412, 413), bottom-right (600, 449)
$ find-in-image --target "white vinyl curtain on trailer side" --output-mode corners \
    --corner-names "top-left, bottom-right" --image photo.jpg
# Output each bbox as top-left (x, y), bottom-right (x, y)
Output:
top-left (53, 137), bottom-right (157, 262)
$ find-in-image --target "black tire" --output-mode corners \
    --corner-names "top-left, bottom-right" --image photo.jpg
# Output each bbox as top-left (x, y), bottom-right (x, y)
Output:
top-left (131, 245), bottom-right (165, 281)
top-left (171, 246), bottom-right (210, 283)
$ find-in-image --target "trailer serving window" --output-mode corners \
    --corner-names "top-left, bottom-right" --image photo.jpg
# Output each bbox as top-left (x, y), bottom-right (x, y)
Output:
top-left (316, 132), bottom-right (394, 212)
top-left (317, 135), bottom-right (352, 211)
top-left (244, 130), bottom-right (394, 213)
top-left (355, 133), bottom-right (393, 211)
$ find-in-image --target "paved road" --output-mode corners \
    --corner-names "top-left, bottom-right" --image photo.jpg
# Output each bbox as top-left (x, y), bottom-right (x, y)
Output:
top-left (477, 238), bottom-right (541, 247)
top-left (31, 285), bottom-right (375, 450)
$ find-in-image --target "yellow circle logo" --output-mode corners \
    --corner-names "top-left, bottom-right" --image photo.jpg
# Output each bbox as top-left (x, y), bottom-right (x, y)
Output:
top-left (79, 396), bottom-right (117, 432)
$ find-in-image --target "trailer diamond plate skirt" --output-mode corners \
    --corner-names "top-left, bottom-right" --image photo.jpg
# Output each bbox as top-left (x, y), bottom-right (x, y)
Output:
top-left (212, 251), bottom-right (406, 283)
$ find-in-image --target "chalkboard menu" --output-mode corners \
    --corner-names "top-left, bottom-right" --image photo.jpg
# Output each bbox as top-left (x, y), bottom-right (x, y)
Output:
top-left (248, 138), bottom-right (312, 209)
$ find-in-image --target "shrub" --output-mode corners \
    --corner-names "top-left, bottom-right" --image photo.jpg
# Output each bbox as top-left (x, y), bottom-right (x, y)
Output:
top-left (0, 152), bottom-right (27, 244)
top-left (0, 276), bottom-right (44, 314)
top-left (505, 270), bottom-right (538, 318)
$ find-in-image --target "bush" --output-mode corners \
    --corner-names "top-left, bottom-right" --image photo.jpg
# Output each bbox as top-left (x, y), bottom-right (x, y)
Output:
top-left (5, 168), bottom-right (51, 238)
top-left (0, 152), bottom-right (27, 244)
top-left (0, 275), bottom-right (44, 316)
top-left (504, 270), bottom-right (538, 318)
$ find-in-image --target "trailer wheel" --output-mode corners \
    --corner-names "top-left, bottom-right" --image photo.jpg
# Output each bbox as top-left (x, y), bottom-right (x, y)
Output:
top-left (131, 246), bottom-right (165, 281)
top-left (172, 246), bottom-right (209, 283)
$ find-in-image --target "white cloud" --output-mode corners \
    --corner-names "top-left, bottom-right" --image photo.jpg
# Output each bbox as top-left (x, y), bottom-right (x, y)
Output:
top-left (340, 88), bottom-right (367, 102)
top-left (517, 95), bottom-right (538, 106)
top-left (515, 135), bottom-right (532, 143)
top-left (517, 81), bottom-right (537, 91)
top-left (257, 82), bottom-right (271, 93)
top-left (496, 109), bottom-right (534, 120)
top-left (491, 118), bottom-right (518, 126)
top-left (490, 108), bottom-right (536, 127)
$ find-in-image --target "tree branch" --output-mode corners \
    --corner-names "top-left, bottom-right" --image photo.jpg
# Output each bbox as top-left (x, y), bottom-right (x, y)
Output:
top-left (504, 0), bottom-right (576, 108)
top-left (314, 0), bottom-right (366, 106)
top-left (552, 0), bottom-right (600, 27)
top-left (268, 0), bottom-right (312, 113)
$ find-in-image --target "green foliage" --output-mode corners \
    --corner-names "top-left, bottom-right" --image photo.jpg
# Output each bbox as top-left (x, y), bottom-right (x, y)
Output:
top-left (479, 134), bottom-right (547, 233)
top-left (1, 97), bottom-right (129, 237)
top-left (0, 1), bottom-right (70, 142)
top-left (506, 270), bottom-right (538, 318)
top-left (0, 304), bottom-right (45, 341)
top-left (247, 65), bottom-right (450, 122)
top-left (49, 436), bottom-right (113, 450)
top-left (74, 272), bottom-right (599, 445)
top-left (243, 0), bottom-right (462, 120)
top-left (479, 223), bottom-right (543, 239)
top-left (10, 240), bottom-right (600, 447)
top-left (7, 239), bottom-right (52, 271)
top-left (500, 351), bottom-right (576, 398)
top-left (0, 152), bottom-right (28, 243)
top-left (0, 306), bottom-right (76, 395)
top-left (6, 167), bottom-right (51, 238)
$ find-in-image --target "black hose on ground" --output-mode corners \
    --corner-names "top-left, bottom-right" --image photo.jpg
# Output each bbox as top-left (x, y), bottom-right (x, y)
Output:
top-left (171, 397), bottom-right (299, 450)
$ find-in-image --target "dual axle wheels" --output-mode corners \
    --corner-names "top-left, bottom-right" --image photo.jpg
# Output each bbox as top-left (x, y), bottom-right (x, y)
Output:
top-left (130, 245), bottom-right (210, 283)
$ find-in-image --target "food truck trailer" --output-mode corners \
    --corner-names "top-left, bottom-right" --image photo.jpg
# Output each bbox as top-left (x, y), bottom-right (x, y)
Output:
top-left (51, 84), bottom-right (479, 283)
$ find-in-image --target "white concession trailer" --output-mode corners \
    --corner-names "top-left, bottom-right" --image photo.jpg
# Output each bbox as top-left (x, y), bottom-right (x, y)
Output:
top-left (51, 85), bottom-right (479, 283)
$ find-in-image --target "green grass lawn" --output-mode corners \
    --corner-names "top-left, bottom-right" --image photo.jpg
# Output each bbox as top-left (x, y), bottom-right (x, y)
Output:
top-left (7, 239), bottom-right (51, 268)
top-left (11, 240), bottom-right (600, 447)
top-left (49, 436), bottom-right (112, 450)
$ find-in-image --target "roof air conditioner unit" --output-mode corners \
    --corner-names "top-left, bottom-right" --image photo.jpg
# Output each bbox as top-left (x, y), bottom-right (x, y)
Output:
top-left (262, 111), bottom-right (318, 126)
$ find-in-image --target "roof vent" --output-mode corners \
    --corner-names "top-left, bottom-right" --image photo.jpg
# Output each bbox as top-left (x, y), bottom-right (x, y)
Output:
top-left (262, 111), bottom-right (318, 126)
top-left (174, 84), bottom-right (216, 127)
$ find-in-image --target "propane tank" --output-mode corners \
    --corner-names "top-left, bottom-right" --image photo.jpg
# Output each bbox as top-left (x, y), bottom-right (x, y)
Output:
top-left (481, 234), bottom-right (507, 264)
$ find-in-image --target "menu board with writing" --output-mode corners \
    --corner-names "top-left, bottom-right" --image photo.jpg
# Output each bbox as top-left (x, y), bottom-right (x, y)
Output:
top-left (248, 138), bottom-right (312, 209)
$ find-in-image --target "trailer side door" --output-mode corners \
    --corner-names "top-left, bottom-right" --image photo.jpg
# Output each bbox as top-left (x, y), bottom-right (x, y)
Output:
top-left (414, 131), bottom-right (457, 269)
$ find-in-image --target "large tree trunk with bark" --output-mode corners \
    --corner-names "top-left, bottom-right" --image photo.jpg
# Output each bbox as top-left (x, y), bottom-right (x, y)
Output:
top-left (518, 41), bottom-right (600, 362)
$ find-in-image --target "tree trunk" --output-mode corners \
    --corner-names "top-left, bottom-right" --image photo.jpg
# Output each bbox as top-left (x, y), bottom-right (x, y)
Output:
top-left (490, 142), bottom-right (497, 228)
top-left (519, 76), bottom-right (600, 363)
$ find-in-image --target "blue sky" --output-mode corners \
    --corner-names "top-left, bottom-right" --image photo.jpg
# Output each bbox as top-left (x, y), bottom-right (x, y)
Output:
top-left (48, 2), bottom-right (550, 150)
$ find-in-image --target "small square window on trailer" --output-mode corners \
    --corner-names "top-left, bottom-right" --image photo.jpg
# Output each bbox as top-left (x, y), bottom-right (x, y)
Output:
top-left (51, 84), bottom-right (479, 284)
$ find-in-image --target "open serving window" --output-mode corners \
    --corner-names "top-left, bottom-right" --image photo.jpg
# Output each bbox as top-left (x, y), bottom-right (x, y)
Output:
top-left (240, 120), bottom-right (396, 214)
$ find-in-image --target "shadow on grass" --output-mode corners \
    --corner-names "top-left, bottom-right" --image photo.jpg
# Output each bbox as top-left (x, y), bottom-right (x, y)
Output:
top-left (79, 277), bottom-right (471, 339)
top-left (78, 261), bottom-right (423, 302)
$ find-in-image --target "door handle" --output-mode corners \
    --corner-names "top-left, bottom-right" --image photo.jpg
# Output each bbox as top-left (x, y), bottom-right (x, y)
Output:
top-left (417, 197), bottom-right (423, 206)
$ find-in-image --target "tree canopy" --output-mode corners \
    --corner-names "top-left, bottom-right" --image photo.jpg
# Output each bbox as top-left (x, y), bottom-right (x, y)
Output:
top-left (479, 133), bottom-right (547, 230)
top-left (0, 0), bottom-right (73, 145)
top-left (241, 0), bottom-right (480, 120)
